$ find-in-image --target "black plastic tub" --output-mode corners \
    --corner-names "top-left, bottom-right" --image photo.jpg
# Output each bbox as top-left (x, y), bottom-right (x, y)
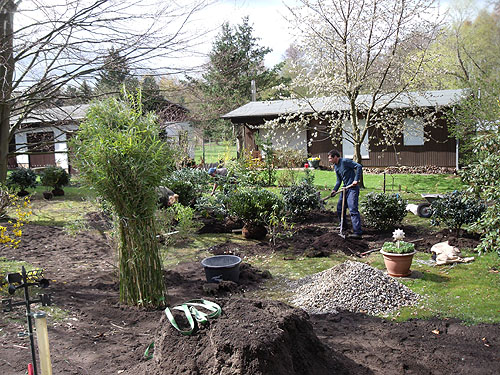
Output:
top-left (201, 255), bottom-right (242, 283)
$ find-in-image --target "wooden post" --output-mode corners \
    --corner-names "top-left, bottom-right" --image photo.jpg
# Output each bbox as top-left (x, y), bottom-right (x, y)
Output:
top-left (34, 312), bottom-right (52, 375)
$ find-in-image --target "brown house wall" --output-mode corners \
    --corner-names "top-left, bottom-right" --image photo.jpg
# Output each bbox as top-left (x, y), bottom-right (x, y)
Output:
top-left (307, 116), bottom-right (455, 167)
top-left (235, 114), bottom-right (456, 168)
top-left (362, 117), bottom-right (456, 167)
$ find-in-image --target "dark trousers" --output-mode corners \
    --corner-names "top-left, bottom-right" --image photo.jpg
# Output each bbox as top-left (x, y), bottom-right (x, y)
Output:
top-left (336, 186), bottom-right (362, 235)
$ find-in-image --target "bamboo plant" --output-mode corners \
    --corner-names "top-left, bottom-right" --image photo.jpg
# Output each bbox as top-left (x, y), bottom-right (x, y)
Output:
top-left (70, 92), bottom-right (175, 307)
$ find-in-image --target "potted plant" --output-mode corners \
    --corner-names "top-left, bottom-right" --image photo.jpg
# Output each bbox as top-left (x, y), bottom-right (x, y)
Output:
top-left (6, 168), bottom-right (37, 197)
top-left (380, 229), bottom-right (416, 277)
top-left (39, 166), bottom-right (69, 196)
top-left (307, 156), bottom-right (321, 169)
top-left (227, 187), bottom-right (283, 240)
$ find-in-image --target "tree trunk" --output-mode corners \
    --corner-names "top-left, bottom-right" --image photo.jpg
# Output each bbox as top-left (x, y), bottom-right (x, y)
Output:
top-left (117, 216), bottom-right (166, 307)
top-left (353, 142), bottom-right (365, 188)
top-left (0, 1), bottom-right (16, 183)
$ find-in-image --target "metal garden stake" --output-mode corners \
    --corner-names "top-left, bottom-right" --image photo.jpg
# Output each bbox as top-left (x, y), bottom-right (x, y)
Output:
top-left (2, 266), bottom-right (51, 375)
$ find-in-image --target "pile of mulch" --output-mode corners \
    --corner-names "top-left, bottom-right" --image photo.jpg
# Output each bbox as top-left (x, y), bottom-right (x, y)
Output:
top-left (126, 299), bottom-right (368, 375)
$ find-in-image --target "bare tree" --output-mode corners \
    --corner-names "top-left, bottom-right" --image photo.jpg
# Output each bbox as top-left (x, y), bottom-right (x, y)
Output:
top-left (278, 0), bottom-right (443, 163)
top-left (0, 0), bottom-right (211, 181)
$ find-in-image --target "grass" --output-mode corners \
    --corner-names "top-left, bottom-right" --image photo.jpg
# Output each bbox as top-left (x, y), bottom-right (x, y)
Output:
top-left (366, 250), bottom-right (500, 324)
top-left (194, 141), bottom-right (237, 164)
top-left (0, 257), bottom-right (69, 324)
top-left (161, 233), bottom-right (253, 268)
top-left (281, 170), bottom-right (465, 200)
top-left (0, 257), bottom-right (36, 297)
top-left (1, 172), bottom-right (498, 324)
top-left (28, 197), bottom-right (97, 226)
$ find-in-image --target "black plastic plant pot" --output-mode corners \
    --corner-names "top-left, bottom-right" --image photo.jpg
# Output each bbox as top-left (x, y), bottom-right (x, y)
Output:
top-left (201, 255), bottom-right (242, 283)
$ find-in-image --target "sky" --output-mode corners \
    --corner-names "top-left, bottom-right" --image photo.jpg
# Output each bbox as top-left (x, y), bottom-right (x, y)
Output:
top-left (189, 0), bottom-right (296, 69)
top-left (186, 0), bottom-right (493, 72)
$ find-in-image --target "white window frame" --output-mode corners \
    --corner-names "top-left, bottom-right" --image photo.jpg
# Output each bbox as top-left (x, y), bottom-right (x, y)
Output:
top-left (403, 117), bottom-right (424, 146)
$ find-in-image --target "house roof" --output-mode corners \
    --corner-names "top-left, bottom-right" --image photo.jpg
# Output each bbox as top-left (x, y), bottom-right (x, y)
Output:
top-left (12, 100), bottom-right (190, 126)
top-left (221, 89), bottom-right (468, 120)
top-left (12, 104), bottom-right (90, 125)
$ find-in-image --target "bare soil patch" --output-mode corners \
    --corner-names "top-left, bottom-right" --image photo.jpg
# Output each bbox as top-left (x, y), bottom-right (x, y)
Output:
top-left (1, 213), bottom-right (498, 375)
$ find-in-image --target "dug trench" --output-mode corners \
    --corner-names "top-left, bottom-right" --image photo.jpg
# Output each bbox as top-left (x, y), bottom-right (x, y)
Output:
top-left (0, 214), bottom-right (499, 374)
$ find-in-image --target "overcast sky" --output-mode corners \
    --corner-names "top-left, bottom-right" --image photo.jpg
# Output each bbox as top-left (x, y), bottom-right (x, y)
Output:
top-left (191, 0), bottom-right (296, 69)
top-left (189, 0), bottom-right (491, 72)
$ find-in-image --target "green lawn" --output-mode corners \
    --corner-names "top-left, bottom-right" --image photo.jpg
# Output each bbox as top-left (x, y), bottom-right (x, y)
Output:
top-left (368, 250), bottom-right (500, 323)
top-left (278, 169), bottom-right (465, 203)
top-left (194, 141), bottom-right (237, 164)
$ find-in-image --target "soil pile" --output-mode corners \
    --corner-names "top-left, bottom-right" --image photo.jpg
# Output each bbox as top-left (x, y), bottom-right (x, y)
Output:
top-left (130, 299), bottom-right (354, 375)
top-left (306, 231), bottom-right (369, 257)
top-left (291, 261), bottom-right (421, 315)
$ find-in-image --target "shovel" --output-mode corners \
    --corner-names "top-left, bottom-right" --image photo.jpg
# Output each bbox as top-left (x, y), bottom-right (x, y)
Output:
top-left (322, 184), bottom-right (355, 238)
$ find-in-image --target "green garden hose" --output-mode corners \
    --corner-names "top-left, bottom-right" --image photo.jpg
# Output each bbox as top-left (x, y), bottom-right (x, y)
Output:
top-left (144, 299), bottom-right (222, 360)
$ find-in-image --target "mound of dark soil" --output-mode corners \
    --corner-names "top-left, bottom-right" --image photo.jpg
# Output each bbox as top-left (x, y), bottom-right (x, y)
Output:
top-left (130, 299), bottom-right (364, 375)
top-left (296, 209), bottom-right (338, 224)
top-left (306, 232), bottom-right (369, 257)
top-left (197, 217), bottom-right (243, 234)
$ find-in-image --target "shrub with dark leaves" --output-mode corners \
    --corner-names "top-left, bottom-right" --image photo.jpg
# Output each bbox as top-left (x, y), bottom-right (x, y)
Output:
top-left (7, 168), bottom-right (37, 193)
top-left (281, 178), bottom-right (321, 219)
top-left (40, 166), bottom-right (69, 190)
top-left (430, 190), bottom-right (486, 237)
top-left (361, 192), bottom-right (407, 230)
top-left (195, 193), bottom-right (229, 220)
top-left (162, 168), bottom-right (211, 207)
top-left (227, 187), bottom-right (283, 225)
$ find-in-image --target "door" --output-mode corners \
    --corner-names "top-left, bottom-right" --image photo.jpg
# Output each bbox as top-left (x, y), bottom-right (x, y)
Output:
top-left (27, 131), bottom-right (56, 168)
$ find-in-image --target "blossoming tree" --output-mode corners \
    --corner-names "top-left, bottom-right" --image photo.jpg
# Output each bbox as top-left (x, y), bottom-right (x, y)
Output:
top-left (275, 0), bottom-right (443, 164)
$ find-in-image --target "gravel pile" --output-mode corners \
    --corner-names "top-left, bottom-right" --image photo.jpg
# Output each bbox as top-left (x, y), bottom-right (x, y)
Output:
top-left (290, 260), bottom-right (421, 315)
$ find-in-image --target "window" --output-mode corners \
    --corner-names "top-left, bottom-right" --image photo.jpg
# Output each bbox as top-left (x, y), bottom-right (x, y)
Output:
top-left (342, 119), bottom-right (369, 159)
top-left (403, 118), bottom-right (424, 146)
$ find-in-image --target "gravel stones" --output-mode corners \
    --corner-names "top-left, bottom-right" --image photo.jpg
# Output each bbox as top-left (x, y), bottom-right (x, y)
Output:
top-left (291, 260), bottom-right (421, 316)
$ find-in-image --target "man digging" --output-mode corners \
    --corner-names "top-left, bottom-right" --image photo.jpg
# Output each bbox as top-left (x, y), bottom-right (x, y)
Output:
top-left (325, 149), bottom-right (363, 239)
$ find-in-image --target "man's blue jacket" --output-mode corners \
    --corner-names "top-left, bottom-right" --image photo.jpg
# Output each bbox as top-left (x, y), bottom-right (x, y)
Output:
top-left (333, 158), bottom-right (362, 191)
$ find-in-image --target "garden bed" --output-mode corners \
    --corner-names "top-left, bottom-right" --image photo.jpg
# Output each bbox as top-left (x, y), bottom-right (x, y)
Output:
top-left (0, 215), bottom-right (499, 374)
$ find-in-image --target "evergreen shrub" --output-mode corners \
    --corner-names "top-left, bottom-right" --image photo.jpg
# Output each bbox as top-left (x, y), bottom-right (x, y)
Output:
top-left (361, 192), bottom-right (407, 230)
top-left (163, 168), bottom-right (211, 207)
top-left (227, 187), bottom-right (283, 225)
top-left (7, 168), bottom-right (37, 193)
top-left (40, 166), bottom-right (69, 190)
top-left (430, 190), bottom-right (486, 236)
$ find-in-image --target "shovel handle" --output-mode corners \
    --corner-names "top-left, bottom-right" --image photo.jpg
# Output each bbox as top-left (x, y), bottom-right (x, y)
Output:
top-left (326, 183), bottom-right (356, 199)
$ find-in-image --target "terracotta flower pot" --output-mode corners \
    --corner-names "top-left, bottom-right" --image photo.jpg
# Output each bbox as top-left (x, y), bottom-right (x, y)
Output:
top-left (380, 250), bottom-right (416, 277)
top-left (242, 223), bottom-right (267, 240)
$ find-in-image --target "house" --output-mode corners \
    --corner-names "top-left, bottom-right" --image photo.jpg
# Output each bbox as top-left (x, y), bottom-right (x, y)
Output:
top-left (9, 101), bottom-right (194, 172)
top-left (222, 89), bottom-right (467, 169)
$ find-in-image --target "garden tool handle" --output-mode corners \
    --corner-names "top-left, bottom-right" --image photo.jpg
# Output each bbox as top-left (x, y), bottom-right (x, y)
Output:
top-left (323, 183), bottom-right (356, 202)
top-left (331, 183), bottom-right (355, 197)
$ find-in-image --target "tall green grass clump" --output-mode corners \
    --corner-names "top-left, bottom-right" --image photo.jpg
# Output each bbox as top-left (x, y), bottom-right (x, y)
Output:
top-left (70, 93), bottom-right (175, 307)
